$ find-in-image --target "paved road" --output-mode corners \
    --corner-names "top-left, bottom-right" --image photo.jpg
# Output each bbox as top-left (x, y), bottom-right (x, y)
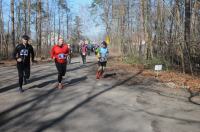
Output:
top-left (0, 56), bottom-right (200, 132)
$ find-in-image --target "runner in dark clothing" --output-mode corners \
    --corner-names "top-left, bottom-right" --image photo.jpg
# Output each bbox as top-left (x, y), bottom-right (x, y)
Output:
top-left (13, 35), bottom-right (35, 93)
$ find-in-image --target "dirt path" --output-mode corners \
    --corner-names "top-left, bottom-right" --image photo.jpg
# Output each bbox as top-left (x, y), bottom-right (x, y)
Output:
top-left (0, 55), bottom-right (200, 132)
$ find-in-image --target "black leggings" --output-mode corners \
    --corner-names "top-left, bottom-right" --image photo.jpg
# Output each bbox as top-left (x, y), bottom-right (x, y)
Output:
top-left (17, 63), bottom-right (30, 87)
top-left (55, 62), bottom-right (67, 83)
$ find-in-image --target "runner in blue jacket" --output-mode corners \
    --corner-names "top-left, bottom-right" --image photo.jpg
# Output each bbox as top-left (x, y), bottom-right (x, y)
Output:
top-left (96, 41), bottom-right (109, 79)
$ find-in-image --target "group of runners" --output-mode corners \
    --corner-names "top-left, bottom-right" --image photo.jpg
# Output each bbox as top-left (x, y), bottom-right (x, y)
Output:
top-left (13, 35), bottom-right (109, 93)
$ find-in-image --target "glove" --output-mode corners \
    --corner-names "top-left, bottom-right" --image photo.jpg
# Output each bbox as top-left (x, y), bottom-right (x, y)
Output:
top-left (17, 58), bottom-right (22, 62)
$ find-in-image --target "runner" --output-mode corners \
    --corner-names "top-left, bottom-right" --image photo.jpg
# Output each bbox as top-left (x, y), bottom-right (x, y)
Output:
top-left (13, 35), bottom-right (35, 93)
top-left (51, 38), bottom-right (69, 89)
top-left (96, 41), bottom-right (109, 79)
top-left (80, 41), bottom-right (87, 64)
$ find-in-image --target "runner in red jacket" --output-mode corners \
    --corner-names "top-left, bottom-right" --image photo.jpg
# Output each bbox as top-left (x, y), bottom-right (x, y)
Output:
top-left (51, 38), bottom-right (69, 89)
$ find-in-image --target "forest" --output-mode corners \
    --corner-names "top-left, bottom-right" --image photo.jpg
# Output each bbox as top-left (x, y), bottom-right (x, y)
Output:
top-left (90, 0), bottom-right (200, 75)
top-left (0, 0), bottom-right (200, 75)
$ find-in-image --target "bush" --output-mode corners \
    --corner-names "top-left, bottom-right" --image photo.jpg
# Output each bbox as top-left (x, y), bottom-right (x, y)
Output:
top-left (123, 55), bottom-right (171, 70)
top-left (145, 57), bottom-right (171, 70)
top-left (123, 55), bottom-right (144, 65)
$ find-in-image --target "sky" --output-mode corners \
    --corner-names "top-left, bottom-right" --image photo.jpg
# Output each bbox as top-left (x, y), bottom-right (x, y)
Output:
top-left (2, 0), bottom-right (105, 41)
top-left (69, 0), bottom-right (105, 39)
top-left (70, 0), bottom-right (92, 14)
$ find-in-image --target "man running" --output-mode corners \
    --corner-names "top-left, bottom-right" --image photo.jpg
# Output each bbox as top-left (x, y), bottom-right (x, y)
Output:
top-left (96, 41), bottom-right (109, 79)
top-left (13, 35), bottom-right (35, 93)
top-left (51, 38), bottom-right (69, 89)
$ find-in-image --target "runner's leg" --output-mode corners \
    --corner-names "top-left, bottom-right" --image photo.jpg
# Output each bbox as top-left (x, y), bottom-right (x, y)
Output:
top-left (96, 61), bottom-right (101, 79)
top-left (24, 64), bottom-right (30, 84)
top-left (17, 63), bottom-right (24, 92)
top-left (56, 62), bottom-right (62, 83)
top-left (56, 62), bottom-right (66, 88)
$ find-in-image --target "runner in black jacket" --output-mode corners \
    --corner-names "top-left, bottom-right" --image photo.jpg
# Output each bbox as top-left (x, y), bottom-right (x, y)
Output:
top-left (13, 35), bottom-right (35, 93)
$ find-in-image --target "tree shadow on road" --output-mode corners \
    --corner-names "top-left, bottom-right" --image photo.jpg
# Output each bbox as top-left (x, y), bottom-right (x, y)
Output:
top-left (134, 107), bottom-right (200, 124)
top-left (26, 79), bottom-right (58, 90)
top-left (0, 63), bottom-right (94, 94)
top-left (187, 88), bottom-right (200, 105)
top-left (34, 70), bottom-right (143, 132)
top-left (0, 75), bottom-right (89, 131)
top-left (0, 88), bottom-right (57, 129)
top-left (67, 63), bottom-right (96, 72)
top-left (0, 72), bottom-right (58, 94)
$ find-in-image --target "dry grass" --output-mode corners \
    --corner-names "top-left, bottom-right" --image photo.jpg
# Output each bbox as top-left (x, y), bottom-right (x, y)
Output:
top-left (108, 56), bottom-right (200, 92)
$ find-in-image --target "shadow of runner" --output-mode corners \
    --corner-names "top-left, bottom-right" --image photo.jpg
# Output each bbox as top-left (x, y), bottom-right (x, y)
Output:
top-left (103, 73), bottom-right (117, 78)
top-left (27, 76), bottom-right (88, 90)
top-left (26, 79), bottom-right (58, 90)
top-left (63, 76), bottom-right (88, 87)
top-left (0, 72), bottom-right (57, 93)
top-left (34, 70), bottom-right (143, 132)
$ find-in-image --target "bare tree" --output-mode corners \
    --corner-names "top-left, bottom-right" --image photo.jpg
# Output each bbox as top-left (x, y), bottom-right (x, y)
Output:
top-left (11, 0), bottom-right (15, 51)
top-left (27, 0), bottom-right (31, 35)
top-left (37, 0), bottom-right (42, 56)
top-left (184, 0), bottom-right (193, 74)
top-left (23, 0), bottom-right (27, 34)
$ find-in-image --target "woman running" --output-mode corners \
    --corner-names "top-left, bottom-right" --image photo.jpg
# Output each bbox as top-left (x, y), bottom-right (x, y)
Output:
top-left (96, 41), bottom-right (109, 79)
top-left (51, 38), bottom-right (69, 89)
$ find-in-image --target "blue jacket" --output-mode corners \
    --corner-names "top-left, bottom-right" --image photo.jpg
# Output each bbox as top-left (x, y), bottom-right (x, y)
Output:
top-left (99, 47), bottom-right (109, 62)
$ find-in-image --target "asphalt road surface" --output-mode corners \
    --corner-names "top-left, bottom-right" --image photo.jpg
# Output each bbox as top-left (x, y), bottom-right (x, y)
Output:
top-left (0, 56), bottom-right (200, 132)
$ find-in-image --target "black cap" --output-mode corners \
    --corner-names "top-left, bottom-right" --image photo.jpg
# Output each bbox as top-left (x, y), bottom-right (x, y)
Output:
top-left (101, 41), bottom-right (107, 46)
top-left (22, 35), bottom-right (30, 40)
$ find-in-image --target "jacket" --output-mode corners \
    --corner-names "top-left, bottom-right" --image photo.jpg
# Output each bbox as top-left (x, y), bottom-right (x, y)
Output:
top-left (13, 43), bottom-right (35, 64)
top-left (51, 44), bottom-right (69, 64)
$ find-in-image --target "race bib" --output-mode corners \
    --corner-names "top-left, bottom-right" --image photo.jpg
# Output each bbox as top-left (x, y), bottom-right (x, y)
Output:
top-left (99, 57), bottom-right (107, 62)
top-left (20, 49), bottom-right (28, 56)
top-left (58, 54), bottom-right (66, 59)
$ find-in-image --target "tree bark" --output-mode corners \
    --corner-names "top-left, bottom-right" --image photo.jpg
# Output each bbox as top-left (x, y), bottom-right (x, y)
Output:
top-left (27, 0), bottom-right (31, 35)
top-left (23, 0), bottom-right (27, 34)
top-left (11, 0), bottom-right (15, 51)
top-left (184, 0), bottom-right (193, 75)
top-left (37, 0), bottom-right (42, 56)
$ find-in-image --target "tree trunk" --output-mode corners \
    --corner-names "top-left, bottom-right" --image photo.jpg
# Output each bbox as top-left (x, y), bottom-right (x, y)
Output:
top-left (38, 0), bottom-right (42, 57)
top-left (11, 0), bottom-right (15, 51)
top-left (66, 13), bottom-right (69, 39)
top-left (0, 0), bottom-right (3, 56)
top-left (27, 0), bottom-right (31, 35)
top-left (16, 2), bottom-right (22, 41)
top-left (53, 11), bottom-right (56, 44)
top-left (23, 0), bottom-right (27, 35)
top-left (58, 7), bottom-right (61, 38)
top-left (184, 0), bottom-right (193, 75)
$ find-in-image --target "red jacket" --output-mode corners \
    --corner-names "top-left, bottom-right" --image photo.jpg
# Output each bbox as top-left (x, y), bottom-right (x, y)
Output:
top-left (51, 44), bottom-right (69, 63)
